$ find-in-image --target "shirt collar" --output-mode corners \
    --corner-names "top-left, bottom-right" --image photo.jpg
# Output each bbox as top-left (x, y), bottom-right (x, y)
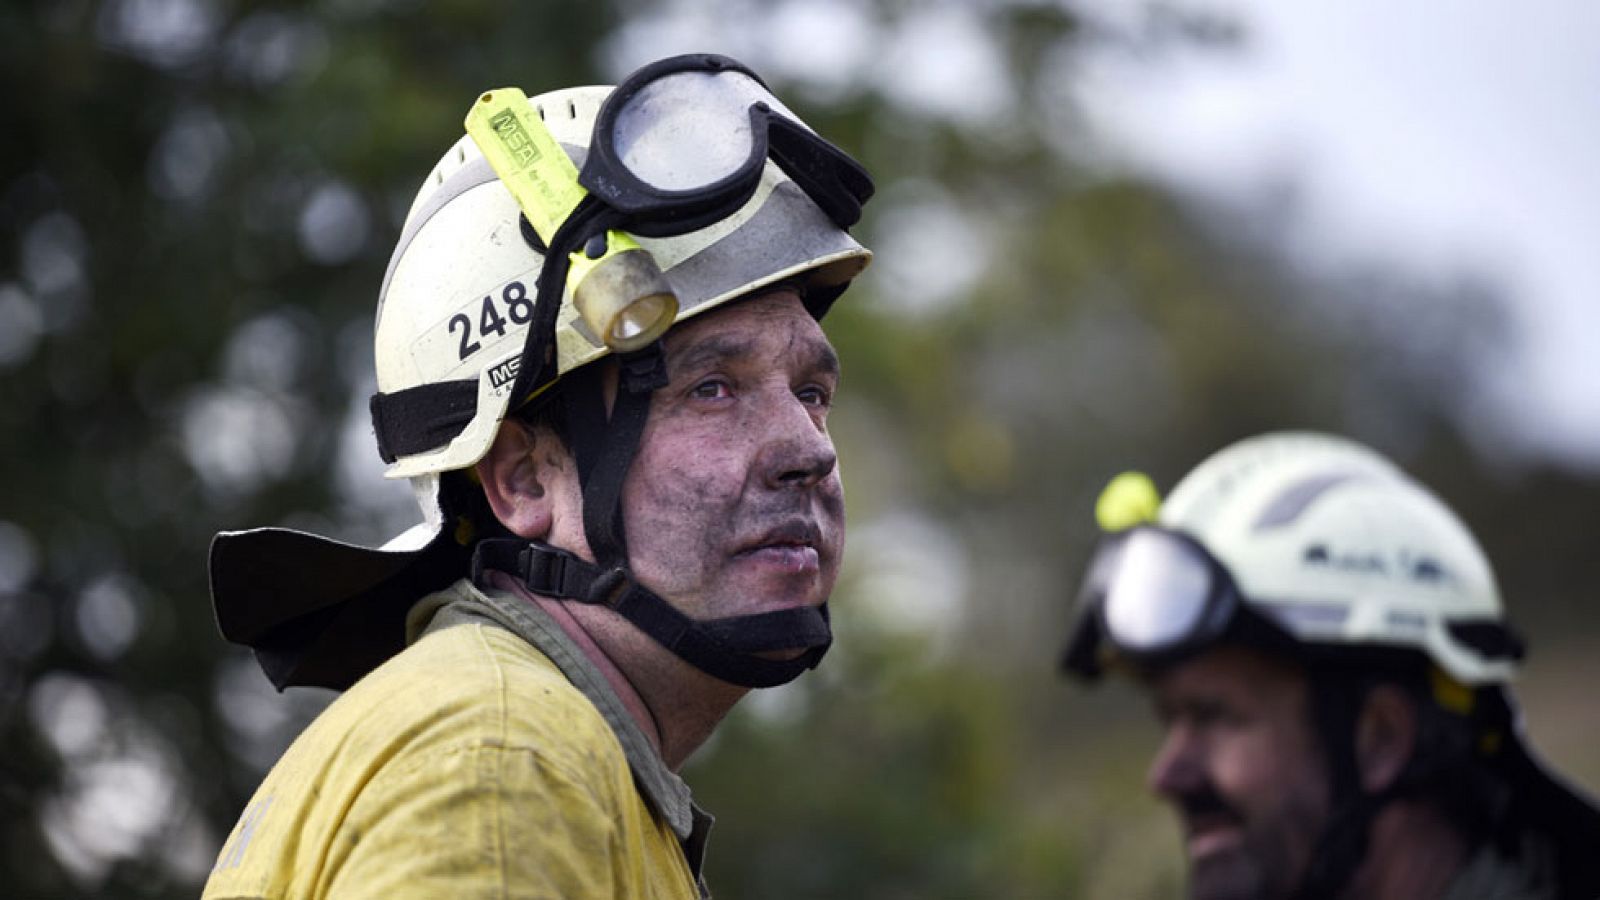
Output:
top-left (407, 576), bottom-right (713, 853)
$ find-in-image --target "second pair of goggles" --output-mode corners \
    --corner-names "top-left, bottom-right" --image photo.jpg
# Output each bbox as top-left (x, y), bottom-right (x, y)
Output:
top-left (1061, 525), bottom-right (1295, 680)
top-left (466, 52), bottom-right (874, 405)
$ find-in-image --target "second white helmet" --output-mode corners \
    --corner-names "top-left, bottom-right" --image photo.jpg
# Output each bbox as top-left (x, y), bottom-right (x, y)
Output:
top-left (1158, 431), bottom-right (1517, 685)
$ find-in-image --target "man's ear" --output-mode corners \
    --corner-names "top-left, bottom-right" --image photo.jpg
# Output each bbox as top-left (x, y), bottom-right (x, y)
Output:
top-left (476, 418), bottom-right (564, 540)
top-left (1354, 684), bottom-right (1419, 794)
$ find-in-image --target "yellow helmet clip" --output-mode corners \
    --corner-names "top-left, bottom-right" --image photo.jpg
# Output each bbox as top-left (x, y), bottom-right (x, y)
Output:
top-left (1095, 471), bottom-right (1162, 532)
top-left (465, 88), bottom-right (677, 352)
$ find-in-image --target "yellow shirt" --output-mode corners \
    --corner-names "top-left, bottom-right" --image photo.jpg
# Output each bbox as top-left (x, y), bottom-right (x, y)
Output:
top-left (204, 580), bottom-right (708, 899)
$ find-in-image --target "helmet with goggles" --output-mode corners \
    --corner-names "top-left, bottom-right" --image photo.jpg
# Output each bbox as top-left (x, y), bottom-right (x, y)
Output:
top-left (1063, 432), bottom-right (1522, 683)
top-left (1062, 431), bottom-right (1600, 899)
top-left (210, 53), bottom-right (873, 692)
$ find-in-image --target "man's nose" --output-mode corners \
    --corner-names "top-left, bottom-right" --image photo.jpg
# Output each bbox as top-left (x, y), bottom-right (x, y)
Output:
top-left (758, 393), bottom-right (837, 490)
top-left (1147, 723), bottom-right (1206, 800)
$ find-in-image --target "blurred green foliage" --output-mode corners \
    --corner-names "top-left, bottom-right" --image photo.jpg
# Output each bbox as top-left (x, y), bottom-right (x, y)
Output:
top-left (2, 1), bottom-right (1598, 897)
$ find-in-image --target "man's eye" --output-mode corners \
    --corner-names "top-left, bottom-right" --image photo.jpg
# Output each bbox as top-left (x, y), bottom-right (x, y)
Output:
top-left (691, 379), bottom-right (732, 400)
top-left (1196, 704), bottom-right (1249, 730)
top-left (1167, 700), bottom-right (1234, 731)
top-left (797, 385), bottom-right (832, 407)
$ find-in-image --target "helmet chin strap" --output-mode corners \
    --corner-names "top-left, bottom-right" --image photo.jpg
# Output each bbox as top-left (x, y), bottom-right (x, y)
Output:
top-left (1291, 794), bottom-right (1384, 900)
top-left (481, 322), bottom-right (832, 689)
top-left (470, 537), bottom-right (831, 688)
top-left (1291, 674), bottom-right (1411, 900)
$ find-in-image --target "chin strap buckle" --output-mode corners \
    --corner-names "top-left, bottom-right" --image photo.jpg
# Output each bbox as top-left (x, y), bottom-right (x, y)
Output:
top-left (473, 538), bottom-right (641, 610)
top-left (518, 543), bottom-right (569, 596)
top-left (472, 538), bottom-right (589, 600)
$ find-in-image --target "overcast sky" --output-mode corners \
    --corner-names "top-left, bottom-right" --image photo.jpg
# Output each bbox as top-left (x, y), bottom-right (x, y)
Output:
top-left (1074, 0), bottom-right (1600, 470)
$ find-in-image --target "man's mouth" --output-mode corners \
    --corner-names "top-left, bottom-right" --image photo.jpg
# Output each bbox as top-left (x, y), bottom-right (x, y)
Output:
top-left (734, 520), bottom-right (823, 572)
top-left (1183, 812), bottom-right (1244, 859)
top-left (1173, 785), bottom-right (1246, 861)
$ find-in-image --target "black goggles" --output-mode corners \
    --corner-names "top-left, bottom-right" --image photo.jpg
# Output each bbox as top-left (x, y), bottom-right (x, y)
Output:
top-left (1061, 525), bottom-right (1296, 679)
top-left (578, 52), bottom-right (874, 236)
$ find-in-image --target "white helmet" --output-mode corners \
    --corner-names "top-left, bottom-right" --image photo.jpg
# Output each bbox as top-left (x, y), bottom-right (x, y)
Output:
top-left (212, 55), bottom-right (873, 691)
top-left (1063, 432), bottom-right (1523, 685)
top-left (1158, 431), bottom-right (1516, 685)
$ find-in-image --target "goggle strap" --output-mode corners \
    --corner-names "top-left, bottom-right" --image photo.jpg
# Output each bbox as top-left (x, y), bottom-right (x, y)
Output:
top-left (518, 213), bottom-right (548, 255)
top-left (1060, 603), bottom-right (1109, 680)
top-left (765, 117), bottom-right (871, 228)
top-left (1446, 619), bottom-right (1527, 663)
top-left (1213, 601), bottom-right (1312, 662)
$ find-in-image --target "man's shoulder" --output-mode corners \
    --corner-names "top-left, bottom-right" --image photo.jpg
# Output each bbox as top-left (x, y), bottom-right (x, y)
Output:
top-left (373, 614), bottom-right (566, 695)
top-left (327, 617), bottom-right (617, 759)
top-left (244, 615), bottom-right (624, 808)
top-left (203, 619), bottom-right (654, 899)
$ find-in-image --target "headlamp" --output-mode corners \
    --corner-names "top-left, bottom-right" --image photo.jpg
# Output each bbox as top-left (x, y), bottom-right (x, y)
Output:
top-left (1061, 525), bottom-right (1295, 679)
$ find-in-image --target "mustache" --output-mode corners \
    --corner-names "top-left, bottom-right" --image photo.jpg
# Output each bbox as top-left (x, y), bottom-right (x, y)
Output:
top-left (736, 493), bottom-right (839, 530)
top-left (1175, 783), bottom-right (1243, 826)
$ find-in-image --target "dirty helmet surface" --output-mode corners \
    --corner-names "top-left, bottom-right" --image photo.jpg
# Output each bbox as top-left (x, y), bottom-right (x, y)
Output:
top-left (211, 53), bottom-right (873, 692)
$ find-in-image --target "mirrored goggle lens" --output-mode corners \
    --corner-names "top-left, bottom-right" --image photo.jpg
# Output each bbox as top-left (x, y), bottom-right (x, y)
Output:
top-left (609, 69), bottom-right (807, 192)
top-left (1101, 529), bottom-right (1218, 653)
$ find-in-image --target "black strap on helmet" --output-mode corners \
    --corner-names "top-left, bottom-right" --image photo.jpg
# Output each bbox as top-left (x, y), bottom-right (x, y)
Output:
top-left (471, 538), bottom-right (831, 687)
top-left (1291, 657), bottom-right (1482, 900)
top-left (370, 379), bottom-right (478, 464)
top-left (1290, 672), bottom-right (1378, 900)
top-left (569, 344), bottom-right (666, 565)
